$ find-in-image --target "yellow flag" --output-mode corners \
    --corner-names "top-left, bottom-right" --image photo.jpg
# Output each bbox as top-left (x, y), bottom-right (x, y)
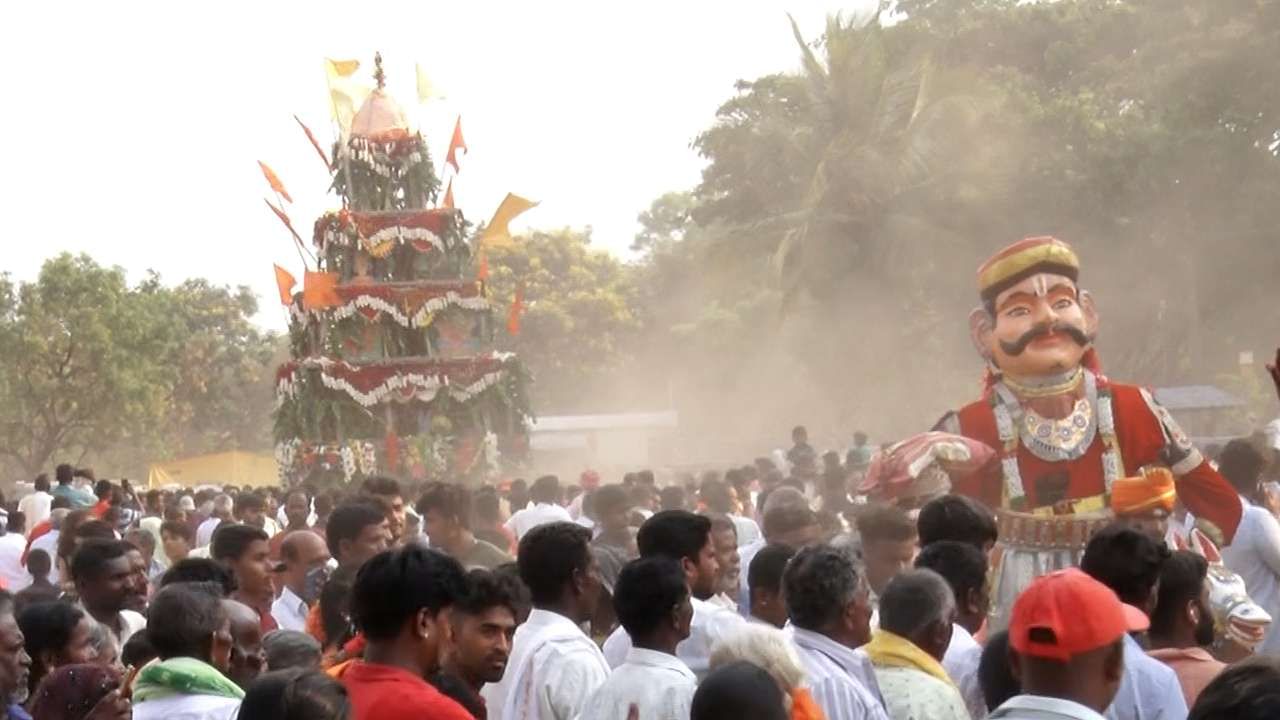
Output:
top-left (325, 58), bottom-right (360, 77)
top-left (415, 63), bottom-right (436, 103)
top-left (324, 58), bottom-right (370, 131)
top-left (479, 193), bottom-right (539, 248)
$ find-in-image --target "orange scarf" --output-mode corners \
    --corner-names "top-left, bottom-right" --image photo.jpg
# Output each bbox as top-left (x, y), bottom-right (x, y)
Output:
top-left (791, 687), bottom-right (826, 720)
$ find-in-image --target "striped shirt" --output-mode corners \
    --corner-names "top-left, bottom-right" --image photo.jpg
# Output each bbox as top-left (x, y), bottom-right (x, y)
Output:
top-left (789, 627), bottom-right (889, 720)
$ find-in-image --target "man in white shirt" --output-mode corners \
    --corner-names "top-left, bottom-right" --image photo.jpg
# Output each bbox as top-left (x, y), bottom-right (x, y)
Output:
top-left (30, 507), bottom-right (67, 587)
top-left (505, 475), bottom-right (573, 541)
top-left (706, 514), bottom-right (741, 611)
top-left (699, 477), bottom-right (762, 548)
top-left (18, 474), bottom-right (53, 536)
top-left (569, 470), bottom-right (600, 521)
top-left (484, 521), bottom-right (609, 720)
top-left (577, 556), bottom-right (696, 720)
top-left (271, 530), bottom-right (329, 632)
top-left (602, 511), bottom-right (747, 679)
top-left (990, 568), bottom-right (1149, 720)
top-left (1080, 525), bottom-right (1188, 720)
top-left (1217, 439), bottom-right (1280, 655)
top-left (917, 540), bottom-right (992, 719)
top-left (198, 494), bottom-right (234, 547)
top-left (783, 544), bottom-right (888, 720)
top-left (0, 515), bottom-right (29, 593)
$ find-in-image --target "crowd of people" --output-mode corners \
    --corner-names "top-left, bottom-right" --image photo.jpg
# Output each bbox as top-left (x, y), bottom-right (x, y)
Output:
top-left (0, 423), bottom-right (1278, 720)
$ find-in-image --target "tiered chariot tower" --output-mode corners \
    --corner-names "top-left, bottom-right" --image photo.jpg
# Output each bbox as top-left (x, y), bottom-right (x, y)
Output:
top-left (274, 56), bottom-right (531, 487)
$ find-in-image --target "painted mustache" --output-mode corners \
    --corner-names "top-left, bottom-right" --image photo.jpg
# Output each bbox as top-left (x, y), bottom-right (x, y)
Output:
top-left (1000, 322), bottom-right (1091, 356)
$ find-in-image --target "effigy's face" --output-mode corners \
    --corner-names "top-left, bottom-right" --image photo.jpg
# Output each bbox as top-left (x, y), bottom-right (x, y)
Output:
top-left (983, 273), bottom-right (1096, 378)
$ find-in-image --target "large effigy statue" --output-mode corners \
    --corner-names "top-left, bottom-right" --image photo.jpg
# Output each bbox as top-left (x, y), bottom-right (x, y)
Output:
top-left (931, 236), bottom-right (1244, 627)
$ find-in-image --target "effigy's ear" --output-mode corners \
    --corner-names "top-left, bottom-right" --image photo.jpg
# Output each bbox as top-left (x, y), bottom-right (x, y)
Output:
top-left (1079, 289), bottom-right (1100, 339)
top-left (969, 306), bottom-right (995, 361)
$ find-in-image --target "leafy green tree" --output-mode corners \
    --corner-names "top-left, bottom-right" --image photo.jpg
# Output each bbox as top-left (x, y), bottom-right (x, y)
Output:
top-left (634, 1), bottom-right (1280, 443)
top-left (159, 280), bottom-right (281, 457)
top-left (0, 255), bottom-right (177, 476)
top-left (486, 228), bottom-right (642, 414)
top-left (0, 254), bottom-right (281, 480)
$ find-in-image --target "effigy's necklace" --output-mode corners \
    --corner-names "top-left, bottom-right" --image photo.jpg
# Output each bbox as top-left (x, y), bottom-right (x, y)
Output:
top-left (1020, 398), bottom-right (1096, 462)
top-left (993, 370), bottom-right (1123, 503)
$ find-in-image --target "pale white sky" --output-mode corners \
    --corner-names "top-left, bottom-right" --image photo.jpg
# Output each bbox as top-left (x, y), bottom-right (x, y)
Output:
top-left (1, 1), bottom-right (874, 328)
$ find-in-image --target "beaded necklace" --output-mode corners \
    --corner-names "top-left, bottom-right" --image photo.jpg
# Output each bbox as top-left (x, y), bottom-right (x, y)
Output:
top-left (991, 370), bottom-right (1123, 504)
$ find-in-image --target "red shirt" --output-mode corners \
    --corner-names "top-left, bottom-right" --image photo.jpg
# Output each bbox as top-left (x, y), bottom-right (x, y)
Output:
top-left (341, 661), bottom-right (474, 720)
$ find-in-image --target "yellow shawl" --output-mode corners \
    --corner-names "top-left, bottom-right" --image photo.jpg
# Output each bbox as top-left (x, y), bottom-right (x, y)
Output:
top-left (861, 628), bottom-right (955, 687)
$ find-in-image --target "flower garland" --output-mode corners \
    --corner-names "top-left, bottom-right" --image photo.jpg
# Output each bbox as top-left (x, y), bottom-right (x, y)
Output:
top-left (275, 438), bottom-right (384, 484)
top-left (289, 283), bottom-right (489, 329)
top-left (341, 134), bottom-right (427, 178)
top-left (275, 430), bottom-right (510, 485)
top-left (362, 226), bottom-right (443, 258)
top-left (276, 353), bottom-right (517, 409)
top-left (314, 365), bottom-right (505, 407)
top-left (340, 445), bottom-right (356, 481)
top-left (992, 370), bottom-right (1123, 504)
top-left (313, 209), bottom-right (461, 258)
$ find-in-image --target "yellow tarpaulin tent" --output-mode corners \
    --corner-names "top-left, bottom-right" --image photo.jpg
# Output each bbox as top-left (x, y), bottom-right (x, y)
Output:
top-left (147, 451), bottom-right (278, 489)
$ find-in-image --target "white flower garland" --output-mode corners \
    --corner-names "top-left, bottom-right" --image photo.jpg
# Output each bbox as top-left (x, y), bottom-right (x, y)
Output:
top-left (362, 226), bottom-right (444, 257)
top-left (993, 370), bottom-right (1123, 503)
top-left (276, 354), bottom-right (515, 409)
top-left (318, 224), bottom-right (451, 258)
top-left (275, 440), bottom-right (298, 482)
top-left (290, 291), bottom-right (489, 329)
top-left (341, 137), bottom-right (425, 178)
top-left (275, 438), bottom-right (379, 483)
top-left (340, 445), bottom-right (357, 482)
top-left (359, 442), bottom-right (378, 475)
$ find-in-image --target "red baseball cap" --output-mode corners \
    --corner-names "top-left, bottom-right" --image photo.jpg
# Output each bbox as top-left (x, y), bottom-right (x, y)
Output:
top-left (1009, 568), bottom-right (1150, 661)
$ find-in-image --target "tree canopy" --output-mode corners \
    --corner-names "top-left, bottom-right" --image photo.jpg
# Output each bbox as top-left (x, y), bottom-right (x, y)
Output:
top-left (0, 254), bottom-right (280, 479)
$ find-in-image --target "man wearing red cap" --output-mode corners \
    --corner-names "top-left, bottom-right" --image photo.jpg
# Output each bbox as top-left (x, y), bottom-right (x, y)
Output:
top-left (991, 568), bottom-right (1148, 720)
top-left (928, 236), bottom-right (1241, 625)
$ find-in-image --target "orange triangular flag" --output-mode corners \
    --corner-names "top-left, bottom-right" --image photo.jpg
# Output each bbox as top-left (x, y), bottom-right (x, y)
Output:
top-left (506, 282), bottom-right (526, 336)
top-left (264, 198), bottom-right (304, 246)
top-left (476, 246), bottom-right (489, 281)
top-left (446, 116), bottom-right (467, 172)
top-left (294, 115), bottom-right (333, 172)
top-left (303, 271), bottom-right (342, 310)
top-left (258, 161), bottom-right (293, 203)
top-left (443, 178), bottom-right (455, 209)
top-left (273, 264), bottom-right (297, 306)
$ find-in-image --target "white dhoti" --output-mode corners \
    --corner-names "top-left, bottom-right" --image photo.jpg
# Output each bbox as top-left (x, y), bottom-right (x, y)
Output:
top-left (989, 508), bottom-right (1113, 630)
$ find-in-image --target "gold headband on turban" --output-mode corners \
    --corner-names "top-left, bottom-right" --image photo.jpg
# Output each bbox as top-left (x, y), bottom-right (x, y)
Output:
top-left (978, 236), bottom-right (1080, 304)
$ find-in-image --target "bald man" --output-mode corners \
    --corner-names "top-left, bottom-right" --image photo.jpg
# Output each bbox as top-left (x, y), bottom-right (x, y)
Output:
top-left (223, 598), bottom-right (266, 689)
top-left (271, 531), bottom-right (330, 632)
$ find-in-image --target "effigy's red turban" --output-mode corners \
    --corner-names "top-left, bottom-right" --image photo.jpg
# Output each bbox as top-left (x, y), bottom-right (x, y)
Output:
top-left (978, 236), bottom-right (1080, 304)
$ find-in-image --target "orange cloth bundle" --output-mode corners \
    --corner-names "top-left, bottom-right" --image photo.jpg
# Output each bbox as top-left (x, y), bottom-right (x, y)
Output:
top-left (1111, 467), bottom-right (1176, 516)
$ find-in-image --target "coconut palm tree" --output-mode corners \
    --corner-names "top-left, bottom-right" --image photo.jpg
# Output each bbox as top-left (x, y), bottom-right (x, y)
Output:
top-left (771, 12), bottom-right (998, 308)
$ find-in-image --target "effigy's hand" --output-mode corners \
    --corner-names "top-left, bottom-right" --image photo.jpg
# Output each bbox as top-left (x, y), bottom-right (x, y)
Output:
top-left (1267, 347), bottom-right (1280, 403)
